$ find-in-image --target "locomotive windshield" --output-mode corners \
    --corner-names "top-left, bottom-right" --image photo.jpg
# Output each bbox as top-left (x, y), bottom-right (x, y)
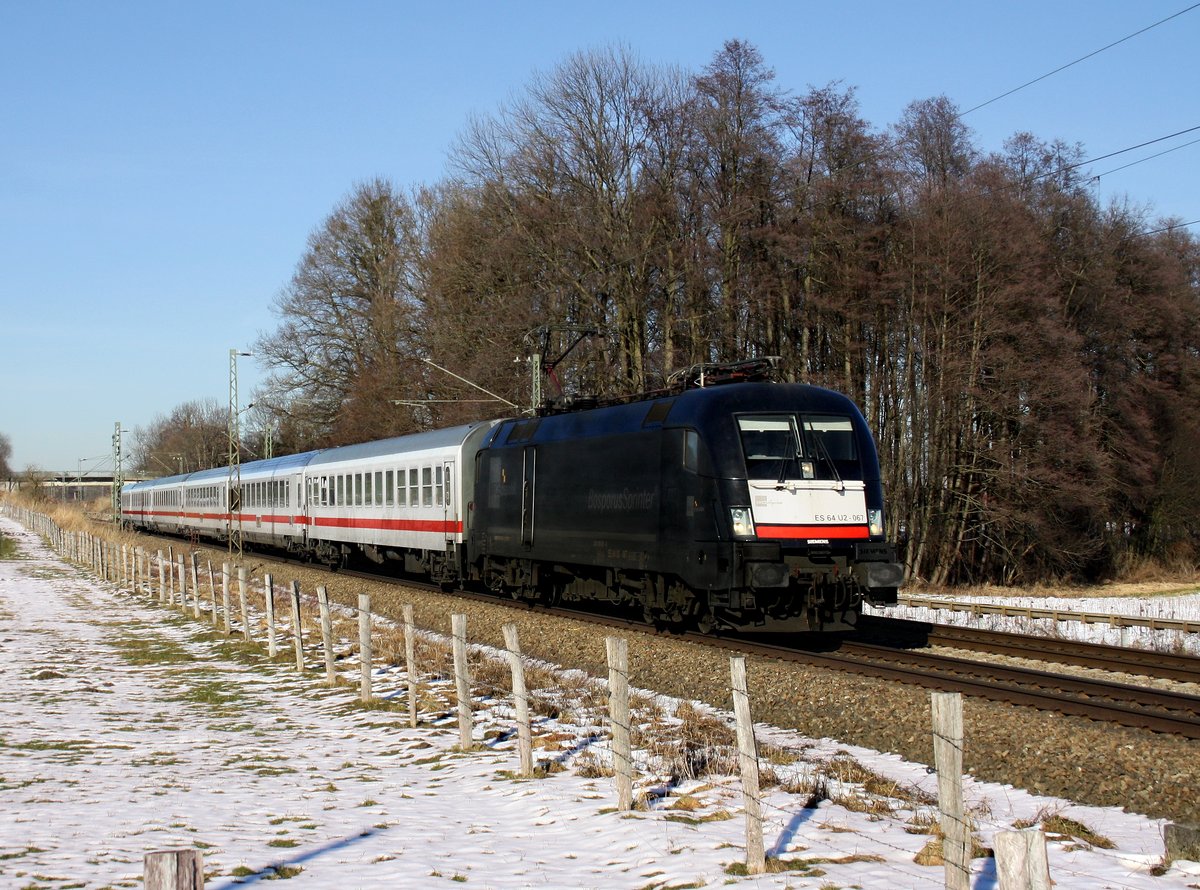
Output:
top-left (737, 414), bottom-right (860, 481)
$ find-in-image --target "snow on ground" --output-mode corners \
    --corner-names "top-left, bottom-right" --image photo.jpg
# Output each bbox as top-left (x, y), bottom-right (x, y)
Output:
top-left (869, 591), bottom-right (1200, 657)
top-left (2, 516), bottom-right (1198, 889)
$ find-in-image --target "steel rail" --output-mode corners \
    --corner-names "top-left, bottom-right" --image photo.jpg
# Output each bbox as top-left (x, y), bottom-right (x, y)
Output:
top-left (861, 614), bottom-right (1200, 684)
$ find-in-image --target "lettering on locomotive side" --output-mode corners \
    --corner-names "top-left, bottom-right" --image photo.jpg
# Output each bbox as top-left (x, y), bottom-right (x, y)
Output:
top-left (586, 488), bottom-right (658, 511)
top-left (812, 513), bottom-right (865, 523)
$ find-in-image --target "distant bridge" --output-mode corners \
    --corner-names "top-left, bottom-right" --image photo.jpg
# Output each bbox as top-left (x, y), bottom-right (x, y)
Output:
top-left (2, 472), bottom-right (150, 500)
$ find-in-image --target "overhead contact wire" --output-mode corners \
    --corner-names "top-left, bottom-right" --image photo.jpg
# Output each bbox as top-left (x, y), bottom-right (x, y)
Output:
top-left (961, 2), bottom-right (1200, 116)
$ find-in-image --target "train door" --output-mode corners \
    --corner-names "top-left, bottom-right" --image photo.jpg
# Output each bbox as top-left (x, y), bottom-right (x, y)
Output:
top-left (442, 460), bottom-right (456, 547)
top-left (298, 474), bottom-right (309, 546)
top-left (520, 447), bottom-right (536, 548)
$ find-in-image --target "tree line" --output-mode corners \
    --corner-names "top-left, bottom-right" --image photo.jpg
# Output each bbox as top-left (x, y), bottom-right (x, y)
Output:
top-left (140, 41), bottom-right (1200, 586)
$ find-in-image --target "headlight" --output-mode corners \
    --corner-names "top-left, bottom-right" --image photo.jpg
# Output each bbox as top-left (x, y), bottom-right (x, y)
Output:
top-left (868, 509), bottom-right (884, 537)
top-left (730, 507), bottom-right (756, 539)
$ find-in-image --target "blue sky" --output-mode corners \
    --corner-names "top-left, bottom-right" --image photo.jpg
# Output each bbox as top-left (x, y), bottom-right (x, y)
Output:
top-left (2, 1), bottom-right (1196, 473)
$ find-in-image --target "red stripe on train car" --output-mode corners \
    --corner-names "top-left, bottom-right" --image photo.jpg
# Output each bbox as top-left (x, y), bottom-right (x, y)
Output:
top-left (312, 516), bottom-right (463, 534)
top-left (756, 524), bottom-right (870, 540)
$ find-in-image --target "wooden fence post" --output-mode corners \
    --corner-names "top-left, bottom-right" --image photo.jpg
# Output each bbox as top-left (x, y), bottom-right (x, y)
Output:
top-left (190, 554), bottom-right (201, 619)
top-left (358, 594), bottom-right (372, 703)
top-left (730, 655), bottom-right (765, 875)
top-left (207, 561), bottom-right (217, 626)
top-left (606, 636), bottom-right (633, 811)
top-left (144, 848), bottom-right (203, 890)
top-left (264, 573), bottom-right (277, 657)
top-left (167, 546), bottom-right (175, 602)
top-left (403, 604), bottom-right (418, 728)
top-left (290, 581), bottom-right (304, 671)
top-left (994, 828), bottom-right (1051, 890)
top-left (177, 554), bottom-right (187, 613)
top-left (221, 562), bottom-right (231, 634)
top-left (932, 691), bottom-right (970, 890)
top-left (452, 612), bottom-right (473, 749)
top-left (238, 567), bottom-right (250, 642)
top-left (157, 550), bottom-right (166, 604)
top-left (502, 623), bottom-right (533, 777)
top-left (317, 586), bottom-right (336, 685)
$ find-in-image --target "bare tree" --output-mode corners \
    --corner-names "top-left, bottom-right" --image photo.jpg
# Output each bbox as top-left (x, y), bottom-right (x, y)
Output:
top-left (132, 399), bottom-right (228, 475)
top-left (0, 432), bottom-right (12, 482)
top-left (254, 178), bottom-right (427, 447)
top-left (252, 39), bottom-right (1200, 583)
top-left (452, 45), bottom-right (677, 397)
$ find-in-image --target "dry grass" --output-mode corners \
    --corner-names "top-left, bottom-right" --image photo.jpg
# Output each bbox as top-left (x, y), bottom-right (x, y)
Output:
top-left (911, 574), bottom-right (1199, 601)
top-left (1014, 807), bottom-right (1114, 849)
top-left (635, 701), bottom-right (739, 783)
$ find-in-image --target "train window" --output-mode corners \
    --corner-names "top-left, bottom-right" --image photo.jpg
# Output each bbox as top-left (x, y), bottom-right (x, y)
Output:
top-left (385, 470), bottom-right (394, 506)
top-left (506, 418), bottom-right (540, 443)
top-left (409, 468), bottom-right (418, 506)
top-left (683, 429), bottom-right (700, 472)
top-left (336, 475), bottom-right (344, 506)
top-left (364, 472), bottom-right (373, 505)
top-left (801, 416), bottom-right (857, 461)
top-left (738, 415), bottom-right (806, 481)
top-left (799, 415), bottom-right (860, 480)
top-left (737, 414), bottom-right (860, 481)
top-left (354, 474), bottom-right (363, 507)
top-left (422, 467), bottom-right (433, 507)
top-left (374, 471), bottom-right (383, 506)
top-left (643, 398), bottom-right (675, 426)
top-left (396, 469), bottom-right (406, 506)
top-left (435, 465), bottom-right (443, 506)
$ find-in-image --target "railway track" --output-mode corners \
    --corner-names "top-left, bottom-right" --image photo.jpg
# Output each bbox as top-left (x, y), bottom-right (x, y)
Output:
top-left (139, 532), bottom-right (1200, 739)
top-left (857, 613), bottom-right (1200, 684)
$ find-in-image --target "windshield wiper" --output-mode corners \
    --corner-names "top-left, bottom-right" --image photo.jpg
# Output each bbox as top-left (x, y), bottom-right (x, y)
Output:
top-left (804, 419), bottom-right (844, 491)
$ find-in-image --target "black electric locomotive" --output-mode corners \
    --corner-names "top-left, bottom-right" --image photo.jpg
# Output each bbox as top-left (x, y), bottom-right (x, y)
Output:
top-left (469, 380), bottom-right (901, 632)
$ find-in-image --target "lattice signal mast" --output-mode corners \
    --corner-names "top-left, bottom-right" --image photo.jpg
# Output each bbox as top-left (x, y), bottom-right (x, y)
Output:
top-left (227, 349), bottom-right (251, 560)
top-left (111, 421), bottom-right (123, 522)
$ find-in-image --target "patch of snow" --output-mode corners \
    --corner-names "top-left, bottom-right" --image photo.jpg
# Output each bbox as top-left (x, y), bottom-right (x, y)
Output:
top-left (1, 516), bottom-right (1195, 888)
